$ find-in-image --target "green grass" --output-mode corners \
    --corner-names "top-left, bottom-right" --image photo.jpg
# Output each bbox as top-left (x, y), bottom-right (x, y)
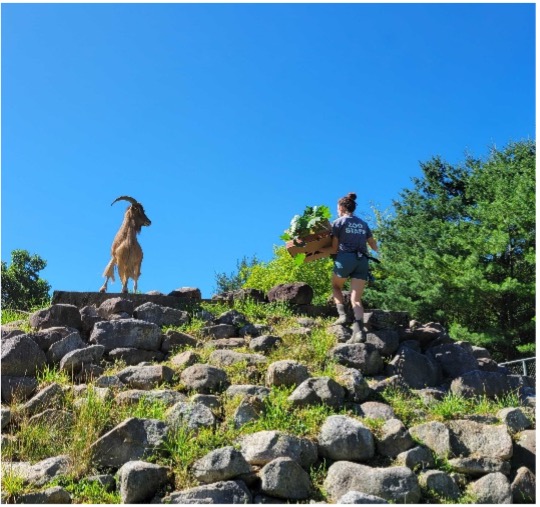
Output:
top-left (51, 476), bottom-right (121, 504)
top-left (0, 469), bottom-right (32, 503)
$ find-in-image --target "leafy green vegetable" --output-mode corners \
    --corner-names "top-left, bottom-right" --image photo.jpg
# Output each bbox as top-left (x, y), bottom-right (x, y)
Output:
top-left (280, 205), bottom-right (332, 244)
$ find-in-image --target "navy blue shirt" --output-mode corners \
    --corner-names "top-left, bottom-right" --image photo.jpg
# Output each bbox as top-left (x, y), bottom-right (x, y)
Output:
top-left (332, 215), bottom-right (372, 253)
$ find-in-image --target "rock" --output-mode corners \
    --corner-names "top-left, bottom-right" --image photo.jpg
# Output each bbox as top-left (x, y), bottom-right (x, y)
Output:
top-left (337, 491), bottom-right (388, 503)
top-left (233, 396), bottom-right (265, 428)
top-left (209, 349), bottom-right (267, 368)
top-left (288, 377), bottom-right (345, 408)
top-left (1, 335), bottom-right (47, 376)
top-left (20, 383), bottom-right (64, 416)
top-left (376, 418), bottom-right (415, 458)
top-left (166, 401), bottom-right (216, 431)
top-left (362, 329), bottom-right (400, 356)
top-left (163, 480), bottom-right (252, 504)
top-left (180, 364), bottom-right (229, 394)
top-left (239, 323), bottom-right (271, 338)
top-left (1, 407), bottom-right (11, 430)
top-left (409, 421), bottom-right (451, 459)
top-left (265, 360), bottom-right (310, 388)
top-left (318, 415), bottom-right (375, 462)
top-left (395, 445), bottom-right (435, 471)
top-left (370, 375), bottom-right (410, 394)
top-left (161, 330), bottom-right (198, 354)
top-left (216, 310), bottom-right (249, 328)
top-left (46, 332), bottom-right (86, 364)
top-left (191, 394), bottom-right (221, 410)
top-left (447, 420), bottom-right (513, 460)
top-left (358, 401), bottom-right (395, 421)
top-left (108, 347), bottom-right (165, 365)
top-left (192, 447), bottom-right (251, 484)
top-left (29, 409), bottom-right (75, 427)
top-left (85, 474), bottom-right (116, 492)
top-left (249, 335), bottom-right (281, 353)
top-left (80, 306), bottom-right (101, 336)
top-left (59, 345), bottom-right (105, 374)
top-left (447, 457), bottom-right (511, 477)
top-left (94, 375), bottom-right (124, 388)
top-left (1, 376), bottom-right (38, 403)
top-left (329, 343), bottom-right (383, 375)
top-left (115, 389), bottom-right (187, 407)
top-left (238, 430), bottom-right (318, 469)
top-left (31, 327), bottom-right (80, 351)
top-left (386, 345), bottom-right (443, 389)
top-left (170, 350), bottom-right (200, 369)
top-left (117, 460), bottom-right (169, 503)
top-left (201, 324), bottom-right (237, 340)
top-left (168, 287), bottom-right (202, 300)
top-left (267, 282), bottom-right (313, 305)
top-left (260, 457), bottom-right (311, 499)
top-left (427, 343), bottom-right (479, 379)
top-left (450, 370), bottom-right (513, 398)
top-left (89, 319), bottom-right (162, 352)
top-left (116, 365), bottom-right (175, 390)
top-left (327, 324), bottom-right (353, 343)
top-left (97, 298), bottom-right (134, 319)
top-left (419, 470), bottom-right (461, 501)
top-left (334, 366), bottom-right (371, 403)
top-left (511, 466), bottom-right (535, 503)
top-left (497, 407), bottom-right (532, 433)
top-left (204, 338), bottom-right (247, 349)
top-left (30, 304), bottom-right (82, 330)
top-left (364, 310), bottom-right (409, 330)
top-left (90, 417), bottom-right (169, 468)
top-left (324, 461), bottom-right (421, 503)
top-left (468, 472), bottom-right (512, 503)
top-left (512, 429), bottom-right (535, 471)
top-left (17, 486), bottom-right (71, 504)
top-left (134, 302), bottom-right (189, 327)
top-left (225, 385), bottom-right (270, 400)
top-left (2, 455), bottom-right (70, 487)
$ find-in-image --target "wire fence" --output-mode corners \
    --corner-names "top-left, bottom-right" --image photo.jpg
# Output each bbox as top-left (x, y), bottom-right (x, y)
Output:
top-left (499, 357), bottom-right (536, 380)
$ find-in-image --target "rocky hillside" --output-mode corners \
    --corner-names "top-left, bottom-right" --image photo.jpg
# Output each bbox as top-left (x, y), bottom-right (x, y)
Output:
top-left (1, 283), bottom-right (536, 504)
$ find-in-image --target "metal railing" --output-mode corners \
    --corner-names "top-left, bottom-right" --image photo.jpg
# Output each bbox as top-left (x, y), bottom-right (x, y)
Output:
top-left (499, 357), bottom-right (536, 380)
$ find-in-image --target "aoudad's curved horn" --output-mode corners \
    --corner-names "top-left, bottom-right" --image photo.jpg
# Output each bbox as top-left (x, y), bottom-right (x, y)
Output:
top-left (111, 195), bottom-right (138, 206)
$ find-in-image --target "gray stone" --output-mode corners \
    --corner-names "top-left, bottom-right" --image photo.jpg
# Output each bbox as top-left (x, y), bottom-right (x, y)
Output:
top-left (116, 365), bottom-right (175, 390)
top-left (324, 461), bottom-right (421, 503)
top-left (329, 343), bottom-right (383, 375)
top-left (408, 321), bottom-right (447, 347)
top-left (409, 421), bottom-right (451, 459)
top-left (385, 346), bottom-right (442, 389)
top-left (134, 302), bottom-right (189, 327)
top-left (335, 366), bottom-right (371, 403)
top-left (419, 470), bottom-right (461, 501)
top-left (1, 335), bottom-right (47, 377)
top-left (163, 480), bottom-right (252, 504)
top-left (192, 446), bottom-right (251, 484)
top-left (98, 297), bottom-right (134, 319)
top-left (239, 323), bottom-right (271, 338)
top-left (161, 330), bottom-right (198, 354)
top-left (31, 327), bottom-right (80, 351)
top-left (318, 415), bottom-right (375, 462)
top-left (80, 306), bottom-right (102, 336)
top-left (216, 310), bottom-right (249, 328)
top-left (362, 329), bottom-right (400, 356)
top-left (166, 401), bottom-right (216, 431)
top-left (20, 383), bottom-right (64, 416)
top-left (115, 389), bottom-right (187, 407)
top-left (201, 324), bottom-right (237, 340)
top-left (108, 347), bottom-right (165, 365)
top-left (468, 472), bottom-right (512, 503)
top-left (1, 376), bottom-right (38, 403)
top-left (180, 364), bottom-right (229, 394)
top-left (249, 335), bottom-right (281, 353)
top-left (376, 418), bottom-right (415, 458)
top-left (359, 401), bottom-right (395, 421)
top-left (497, 407), bottom-right (532, 433)
top-left (85, 474), bottom-right (116, 492)
top-left (265, 360), bottom-right (310, 388)
top-left (204, 338), bottom-right (247, 349)
top-left (234, 396), bottom-right (265, 428)
top-left (447, 419), bottom-right (513, 460)
top-left (2, 455), bottom-right (70, 487)
top-left (260, 457), bottom-right (311, 499)
top-left (46, 332), bottom-right (86, 364)
top-left (89, 319), bottom-right (162, 352)
top-left (427, 343), bottom-right (479, 379)
top-left (364, 310), bottom-right (409, 330)
top-left (18, 486), bottom-right (71, 504)
top-left (1, 406), bottom-right (11, 430)
top-left (511, 466), bottom-right (535, 504)
top-left (59, 345), bottom-right (105, 373)
top-left (29, 409), bottom-right (74, 427)
top-left (337, 491), bottom-right (388, 503)
top-left (208, 349), bottom-right (267, 367)
top-left (170, 350), bottom-right (200, 369)
top-left (225, 384), bottom-right (270, 400)
top-left (167, 287), bottom-right (202, 300)
top-left (191, 394), bottom-right (221, 411)
top-left (238, 430), bottom-right (318, 469)
top-left (447, 457), bottom-right (511, 477)
top-left (288, 377), bottom-right (345, 408)
top-left (30, 304), bottom-right (82, 331)
top-left (395, 445), bottom-right (435, 471)
top-left (451, 370), bottom-right (513, 398)
top-left (512, 429), bottom-right (535, 471)
top-left (267, 282), bottom-right (313, 305)
top-left (471, 345), bottom-right (491, 359)
top-left (90, 417), bottom-right (169, 468)
top-left (327, 324), bottom-right (353, 343)
top-left (94, 375), bottom-right (124, 388)
top-left (117, 460), bottom-right (169, 503)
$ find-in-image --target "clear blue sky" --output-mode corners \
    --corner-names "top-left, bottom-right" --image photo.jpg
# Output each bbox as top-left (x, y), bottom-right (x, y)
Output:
top-left (1, 2), bottom-right (535, 299)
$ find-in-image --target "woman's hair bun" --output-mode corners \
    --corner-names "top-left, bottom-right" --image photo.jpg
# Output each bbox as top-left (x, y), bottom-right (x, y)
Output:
top-left (347, 193), bottom-right (357, 201)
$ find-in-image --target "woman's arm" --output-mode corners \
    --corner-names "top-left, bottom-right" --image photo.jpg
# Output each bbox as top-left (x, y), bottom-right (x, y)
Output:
top-left (367, 237), bottom-right (378, 252)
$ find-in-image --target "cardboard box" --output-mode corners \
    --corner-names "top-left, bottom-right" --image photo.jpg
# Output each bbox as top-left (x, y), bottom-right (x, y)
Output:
top-left (286, 229), bottom-right (332, 263)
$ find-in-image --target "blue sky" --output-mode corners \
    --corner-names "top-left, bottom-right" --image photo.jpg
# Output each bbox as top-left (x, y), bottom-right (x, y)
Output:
top-left (1, 2), bottom-right (535, 299)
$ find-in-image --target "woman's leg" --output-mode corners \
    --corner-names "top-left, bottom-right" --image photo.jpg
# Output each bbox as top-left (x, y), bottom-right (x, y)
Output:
top-left (332, 273), bottom-right (348, 324)
top-left (350, 277), bottom-right (367, 339)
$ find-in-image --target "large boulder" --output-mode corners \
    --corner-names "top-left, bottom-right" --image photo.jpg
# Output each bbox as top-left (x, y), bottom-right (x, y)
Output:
top-left (17, 486), bottom-right (71, 504)
top-left (98, 298), bottom-right (134, 319)
top-left (166, 401), bottom-right (216, 431)
top-left (20, 383), bottom-right (64, 417)
top-left (385, 346), bottom-right (442, 388)
top-left (117, 460), bottom-right (169, 503)
top-left (30, 304), bottom-right (82, 331)
top-left (267, 283), bottom-right (313, 305)
top-left (288, 377), bottom-right (345, 409)
top-left (334, 366), bottom-right (371, 403)
top-left (468, 472), bottom-right (512, 503)
top-left (362, 329), bottom-right (400, 356)
top-left (201, 324), bottom-right (237, 340)
top-left (115, 389), bottom-right (186, 407)
top-left (450, 370), bottom-right (513, 398)
top-left (318, 415), bottom-right (375, 462)
top-left (46, 332), bottom-right (86, 364)
top-left (511, 466), bottom-right (535, 503)
top-left (116, 365), bottom-right (175, 390)
top-left (511, 429), bottom-right (535, 471)
top-left (1, 376), bottom-right (38, 403)
top-left (447, 420), bottom-right (513, 460)
top-left (1, 335), bottom-right (47, 377)
top-left (427, 343), bottom-right (479, 379)
top-left (265, 360), bottom-right (310, 388)
top-left (329, 343), bottom-right (383, 375)
top-left (363, 310), bottom-right (409, 330)
top-left (260, 458), bottom-right (312, 500)
top-left (180, 364), bottom-right (229, 394)
top-left (2, 455), bottom-right (70, 487)
top-left (208, 349), bottom-right (267, 367)
top-left (192, 447), bottom-right (251, 484)
top-left (59, 345), bottom-right (105, 374)
top-left (89, 319), bottom-right (162, 352)
top-left (408, 421), bottom-right (451, 459)
top-left (376, 418), bottom-right (415, 458)
top-left (324, 461), bottom-right (421, 504)
top-left (108, 347), bottom-right (165, 365)
top-left (161, 330), bottom-right (198, 354)
top-left (418, 470), bottom-right (461, 501)
top-left (134, 302), bottom-right (189, 327)
top-left (163, 480), bottom-right (252, 504)
top-left (30, 327), bottom-right (79, 351)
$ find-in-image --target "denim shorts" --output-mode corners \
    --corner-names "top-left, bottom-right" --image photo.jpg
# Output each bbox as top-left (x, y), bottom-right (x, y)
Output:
top-left (333, 252), bottom-right (369, 280)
